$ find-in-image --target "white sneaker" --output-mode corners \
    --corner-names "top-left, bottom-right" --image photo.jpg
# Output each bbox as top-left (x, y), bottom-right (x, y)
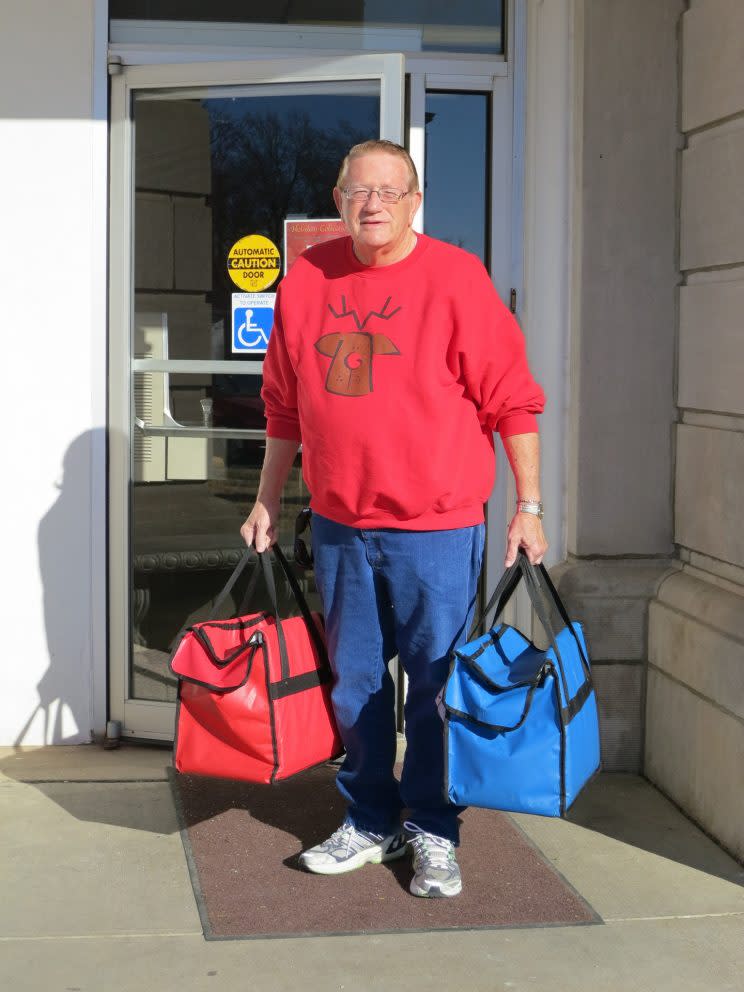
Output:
top-left (406, 825), bottom-right (463, 898)
top-left (299, 823), bottom-right (408, 875)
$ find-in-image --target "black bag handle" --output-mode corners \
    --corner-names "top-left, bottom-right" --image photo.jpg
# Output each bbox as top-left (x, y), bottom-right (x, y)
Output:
top-left (177, 547), bottom-right (292, 677)
top-left (168, 550), bottom-right (258, 656)
top-left (209, 550), bottom-right (260, 618)
top-left (265, 545), bottom-right (330, 678)
top-left (471, 555), bottom-right (522, 637)
top-left (473, 551), bottom-right (592, 705)
top-left (518, 560), bottom-right (573, 704)
top-left (170, 545), bottom-right (329, 682)
top-left (529, 560), bottom-right (591, 679)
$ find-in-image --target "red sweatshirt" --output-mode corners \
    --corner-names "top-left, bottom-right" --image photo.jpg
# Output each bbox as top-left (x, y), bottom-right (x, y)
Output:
top-left (262, 234), bottom-right (545, 530)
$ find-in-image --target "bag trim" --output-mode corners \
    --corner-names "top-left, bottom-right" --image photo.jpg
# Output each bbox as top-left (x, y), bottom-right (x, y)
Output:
top-left (456, 623), bottom-right (511, 664)
top-left (453, 622), bottom-right (593, 719)
top-left (452, 624), bottom-right (550, 694)
top-left (260, 639), bottom-right (281, 785)
top-left (173, 640), bottom-right (261, 694)
top-left (189, 620), bottom-right (265, 667)
top-left (562, 676), bottom-right (594, 724)
top-left (269, 666), bottom-right (332, 700)
top-left (173, 683), bottom-right (184, 770)
top-left (444, 662), bottom-right (596, 736)
top-left (443, 680), bottom-right (541, 733)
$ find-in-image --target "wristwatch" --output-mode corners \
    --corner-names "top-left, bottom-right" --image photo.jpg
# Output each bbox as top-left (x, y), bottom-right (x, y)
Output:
top-left (517, 499), bottom-right (544, 520)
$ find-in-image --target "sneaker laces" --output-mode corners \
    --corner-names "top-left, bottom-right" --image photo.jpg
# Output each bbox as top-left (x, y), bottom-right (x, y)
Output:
top-left (324, 823), bottom-right (381, 857)
top-left (405, 825), bottom-right (454, 870)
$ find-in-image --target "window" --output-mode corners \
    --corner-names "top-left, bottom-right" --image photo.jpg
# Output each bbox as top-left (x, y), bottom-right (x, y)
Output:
top-left (110, 1), bottom-right (505, 55)
top-left (424, 91), bottom-right (490, 265)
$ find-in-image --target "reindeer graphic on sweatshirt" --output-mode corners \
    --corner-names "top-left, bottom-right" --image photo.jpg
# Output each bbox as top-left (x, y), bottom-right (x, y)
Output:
top-left (314, 296), bottom-right (401, 396)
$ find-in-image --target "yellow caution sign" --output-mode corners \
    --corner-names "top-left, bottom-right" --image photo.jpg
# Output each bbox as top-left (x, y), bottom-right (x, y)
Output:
top-left (227, 234), bottom-right (281, 291)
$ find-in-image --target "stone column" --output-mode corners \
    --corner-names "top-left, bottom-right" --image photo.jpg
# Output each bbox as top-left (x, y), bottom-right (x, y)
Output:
top-left (553, 0), bottom-right (683, 771)
top-left (646, 0), bottom-right (744, 861)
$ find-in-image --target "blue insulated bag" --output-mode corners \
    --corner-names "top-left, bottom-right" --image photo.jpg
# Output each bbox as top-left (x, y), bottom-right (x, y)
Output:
top-left (444, 553), bottom-right (600, 817)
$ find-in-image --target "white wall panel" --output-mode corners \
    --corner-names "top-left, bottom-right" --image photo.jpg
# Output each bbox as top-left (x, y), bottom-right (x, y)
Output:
top-left (0, 1), bottom-right (108, 744)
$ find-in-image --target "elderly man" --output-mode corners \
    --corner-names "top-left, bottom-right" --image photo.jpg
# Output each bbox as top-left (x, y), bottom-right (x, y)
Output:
top-left (241, 139), bottom-right (546, 898)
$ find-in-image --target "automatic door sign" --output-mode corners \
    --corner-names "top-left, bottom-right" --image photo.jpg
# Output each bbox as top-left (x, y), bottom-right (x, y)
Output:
top-left (227, 234), bottom-right (281, 291)
top-left (231, 293), bottom-right (276, 353)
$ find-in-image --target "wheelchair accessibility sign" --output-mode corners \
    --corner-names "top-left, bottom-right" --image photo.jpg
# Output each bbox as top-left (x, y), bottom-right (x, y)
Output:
top-left (231, 293), bottom-right (276, 353)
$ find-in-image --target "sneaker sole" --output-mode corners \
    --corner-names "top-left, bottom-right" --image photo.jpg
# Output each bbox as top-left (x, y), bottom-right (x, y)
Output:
top-left (300, 841), bottom-right (408, 876)
top-left (409, 878), bottom-right (463, 898)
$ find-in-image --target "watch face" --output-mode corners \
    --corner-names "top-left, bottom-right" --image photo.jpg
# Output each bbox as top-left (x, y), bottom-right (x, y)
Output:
top-left (518, 501), bottom-right (544, 519)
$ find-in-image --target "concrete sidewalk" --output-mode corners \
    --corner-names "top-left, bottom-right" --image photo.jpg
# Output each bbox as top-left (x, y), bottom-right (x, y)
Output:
top-left (1, 744), bottom-right (743, 992)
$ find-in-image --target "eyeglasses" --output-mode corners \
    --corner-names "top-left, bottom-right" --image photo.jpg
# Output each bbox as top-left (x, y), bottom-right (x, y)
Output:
top-left (340, 186), bottom-right (411, 204)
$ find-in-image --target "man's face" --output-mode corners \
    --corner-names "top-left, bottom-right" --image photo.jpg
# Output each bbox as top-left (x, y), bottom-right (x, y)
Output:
top-left (333, 152), bottom-right (422, 260)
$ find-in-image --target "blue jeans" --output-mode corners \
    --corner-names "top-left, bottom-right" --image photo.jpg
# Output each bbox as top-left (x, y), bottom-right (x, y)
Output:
top-left (312, 514), bottom-right (485, 844)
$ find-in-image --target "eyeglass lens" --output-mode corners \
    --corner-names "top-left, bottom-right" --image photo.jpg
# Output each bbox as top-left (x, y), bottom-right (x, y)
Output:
top-left (345, 187), bottom-right (406, 203)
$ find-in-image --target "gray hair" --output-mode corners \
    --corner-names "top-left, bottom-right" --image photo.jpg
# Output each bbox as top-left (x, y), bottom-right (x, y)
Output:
top-left (336, 139), bottom-right (420, 192)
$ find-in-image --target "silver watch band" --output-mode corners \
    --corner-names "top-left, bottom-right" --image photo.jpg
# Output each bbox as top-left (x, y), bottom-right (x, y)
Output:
top-left (517, 499), bottom-right (544, 519)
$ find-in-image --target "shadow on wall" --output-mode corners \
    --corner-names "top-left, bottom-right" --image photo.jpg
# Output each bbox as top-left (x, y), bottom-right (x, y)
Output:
top-left (14, 429), bottom-right (105, 746)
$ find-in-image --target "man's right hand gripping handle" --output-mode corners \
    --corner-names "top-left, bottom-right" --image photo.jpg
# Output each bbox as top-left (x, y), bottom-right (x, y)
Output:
top-left (240, 498), bottom-right (280, 553)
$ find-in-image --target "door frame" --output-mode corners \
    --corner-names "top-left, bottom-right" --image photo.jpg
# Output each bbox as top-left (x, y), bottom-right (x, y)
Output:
top-left (108, 54), bottom-right (405, 739)
top-left (108, 39), bottom-right (522, 741)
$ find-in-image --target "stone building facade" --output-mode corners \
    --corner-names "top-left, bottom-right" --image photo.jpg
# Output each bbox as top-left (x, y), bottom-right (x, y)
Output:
top-left (1, 1), bottom-right (742, 861)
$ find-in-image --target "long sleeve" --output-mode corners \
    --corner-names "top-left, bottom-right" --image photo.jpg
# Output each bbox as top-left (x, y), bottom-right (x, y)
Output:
top-left (448, 261), bottom-right (545, 440)
top-left (261, 287), bottom-right (302, 442)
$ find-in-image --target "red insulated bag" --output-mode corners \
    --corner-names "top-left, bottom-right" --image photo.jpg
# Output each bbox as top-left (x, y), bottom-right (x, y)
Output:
top-left (170, 546), bottom-right (342, 783)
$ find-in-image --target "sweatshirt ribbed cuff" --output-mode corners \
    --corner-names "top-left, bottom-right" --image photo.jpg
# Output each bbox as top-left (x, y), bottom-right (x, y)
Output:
top-left (265, 416), bottom-right (302, 442)
top-left (497, 413), bottom-right (540, 440)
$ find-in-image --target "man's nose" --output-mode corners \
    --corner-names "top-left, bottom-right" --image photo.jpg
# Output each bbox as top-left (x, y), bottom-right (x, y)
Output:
top-left (362, 191), bottom-right (385, 211)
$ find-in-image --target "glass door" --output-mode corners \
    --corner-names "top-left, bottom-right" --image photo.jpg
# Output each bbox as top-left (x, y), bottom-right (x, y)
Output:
top-left (407, 63), bottom-right (517, 629)
top-left (109, 57), bottom-right (404, 739)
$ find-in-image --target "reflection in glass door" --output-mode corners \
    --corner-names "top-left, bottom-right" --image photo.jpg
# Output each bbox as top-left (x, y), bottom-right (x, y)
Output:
top-left (110, 58), bottom-right (404, 738)
top-left (423, 91), bottom-right (490, 265)
top-left (131, 83), bottom-right (379, 704)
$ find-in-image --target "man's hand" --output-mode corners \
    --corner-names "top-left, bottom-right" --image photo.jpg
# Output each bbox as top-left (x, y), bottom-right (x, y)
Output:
top-left (239, 437), bottom-right (300, 552)
top-left (240, 498), bottom-right (280, 553)
top-left (505, 511), bottom-right (548, 567)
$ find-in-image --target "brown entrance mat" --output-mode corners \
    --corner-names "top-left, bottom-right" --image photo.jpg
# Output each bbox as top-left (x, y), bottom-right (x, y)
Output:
top-left (171, 764), bottom-right (601, 940)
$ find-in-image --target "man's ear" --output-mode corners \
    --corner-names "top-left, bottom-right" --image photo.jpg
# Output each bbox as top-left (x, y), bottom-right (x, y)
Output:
top-left (408, 189), bottom-right (423, 226)
top-left (332, 186), bottom-right (344, 216)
